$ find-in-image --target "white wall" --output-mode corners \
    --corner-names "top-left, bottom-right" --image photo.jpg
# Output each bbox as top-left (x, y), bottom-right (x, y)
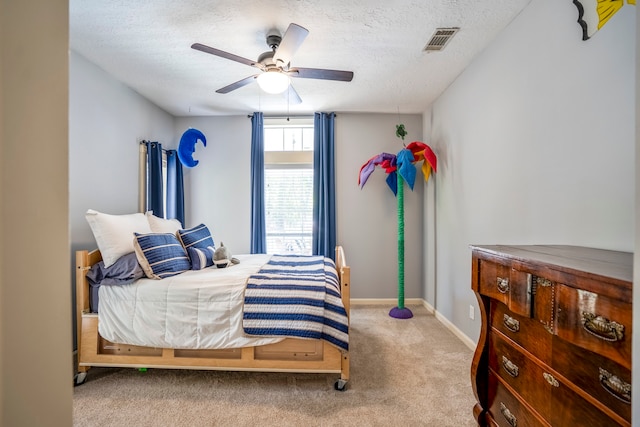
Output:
top-left (1, 0), bottom-right (72, 424)
top-left (174, 116), bottom-right (254, 253)
top-left (69, 51), bottom-right (176, 251)
top-left (337, 114), bottom-right (424, 300)
top-left (422, 107), bottom-right (436, 307)
top-left (428, 0), bottom-right (635, 341)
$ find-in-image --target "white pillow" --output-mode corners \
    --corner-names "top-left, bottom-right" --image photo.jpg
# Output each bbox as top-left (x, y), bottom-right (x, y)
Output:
top-left (145, 211), bottom-right (182, 234)
top-left (85, 209), bottom-right (152, 268)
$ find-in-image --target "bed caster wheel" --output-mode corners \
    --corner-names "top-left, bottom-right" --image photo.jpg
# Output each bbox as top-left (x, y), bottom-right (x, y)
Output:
top-left (334, 379), bottom-right (347, 391)
top-left (74, 372), bottom-right (87, 386)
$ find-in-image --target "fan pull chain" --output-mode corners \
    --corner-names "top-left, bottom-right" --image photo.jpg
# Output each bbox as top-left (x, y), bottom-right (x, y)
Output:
top-left (287, 86), bottom-right (290, 121)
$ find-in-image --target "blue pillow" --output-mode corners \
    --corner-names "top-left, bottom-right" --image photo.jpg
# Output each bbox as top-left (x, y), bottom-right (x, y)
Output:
top-left (133, 232), bottom-right (191, 279)
top-left (86, 252), bottom-right (144, 287)
top-left (187, 246), bottom-right (215, 270)
top-left (178, 224), bottom-right (215, 249)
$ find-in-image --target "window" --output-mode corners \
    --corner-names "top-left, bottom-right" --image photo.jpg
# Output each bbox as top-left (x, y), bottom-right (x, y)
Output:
top-left (264, 118), bottom-right (314, 255)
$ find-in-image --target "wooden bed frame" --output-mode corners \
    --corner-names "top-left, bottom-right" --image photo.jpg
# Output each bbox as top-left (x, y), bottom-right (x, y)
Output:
top-left (75, 246), bottom-right (350, 390)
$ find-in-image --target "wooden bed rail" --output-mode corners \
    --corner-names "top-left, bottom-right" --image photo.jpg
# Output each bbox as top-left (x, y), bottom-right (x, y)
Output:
top-left (335, 245), bottom-right (350, 316)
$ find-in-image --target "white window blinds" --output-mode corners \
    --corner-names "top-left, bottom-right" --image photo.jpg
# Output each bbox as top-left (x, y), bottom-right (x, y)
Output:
top-left (265, 168), bottom-right (313, 254)
top-left (264, 117), bottom-right (314, 255)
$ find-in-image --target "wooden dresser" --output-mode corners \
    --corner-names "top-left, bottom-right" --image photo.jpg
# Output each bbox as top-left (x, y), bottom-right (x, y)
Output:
top-left (470, 245), bottom-right (632, 427)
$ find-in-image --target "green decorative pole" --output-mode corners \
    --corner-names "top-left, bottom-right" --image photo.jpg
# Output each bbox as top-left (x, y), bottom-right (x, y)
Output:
top-left (389, 169), bottom-right (413, 319)
top-left (397, 173), bottom-right (405, 308)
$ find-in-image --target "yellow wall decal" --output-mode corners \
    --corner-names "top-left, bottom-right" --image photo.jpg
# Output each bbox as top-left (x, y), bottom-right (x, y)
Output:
top-left (574, 0), bottom-right (636, 40)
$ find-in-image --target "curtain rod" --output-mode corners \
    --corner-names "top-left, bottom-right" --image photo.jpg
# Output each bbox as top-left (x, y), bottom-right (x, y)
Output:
top-left (246, 114), bottom-right (335, 119)
top-left (140, 140), bottom-right (173, 154)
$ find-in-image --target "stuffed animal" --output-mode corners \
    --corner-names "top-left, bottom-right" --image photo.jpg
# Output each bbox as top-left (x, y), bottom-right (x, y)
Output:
top-left (213, 242), bottom-right (240, 268)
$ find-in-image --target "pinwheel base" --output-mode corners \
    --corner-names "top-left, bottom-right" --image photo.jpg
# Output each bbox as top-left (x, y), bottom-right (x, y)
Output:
top-left (389, 307), bottom-right (413, 319)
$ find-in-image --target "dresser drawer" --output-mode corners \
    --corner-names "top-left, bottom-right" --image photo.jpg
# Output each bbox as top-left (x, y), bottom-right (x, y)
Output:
top-left (478, 259), bottom-right (511, 305)
top-left (491, 301), bottom-right (551, 363)
top-left (552, 337), bottom-right (631, 423)
top-left (489, 331), bottom-right (551, 420)
top-left (487, 371), bottom-right (547, 427)
top-left (479, 259), bottom-right (531, 317)
top-left (555, 284), bottom-right (631, 369)
top-left (549, 372), bottom-right (628, 427)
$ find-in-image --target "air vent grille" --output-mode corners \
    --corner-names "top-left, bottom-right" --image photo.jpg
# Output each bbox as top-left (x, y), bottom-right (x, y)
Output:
top-left (424, 27), bottom-right (460, 52)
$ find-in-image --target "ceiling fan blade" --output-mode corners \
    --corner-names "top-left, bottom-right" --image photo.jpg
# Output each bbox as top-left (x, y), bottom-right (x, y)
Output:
top-left (191, 43), bottom-right (263, 70)
top-left (273, 23), bottom-right (309, 68)
top-left (215, 75), bottom-right (258, 94)
top-left (283, 84), bottom-right (302, 104)
top-left (289, 67), bottom-right (354, 82)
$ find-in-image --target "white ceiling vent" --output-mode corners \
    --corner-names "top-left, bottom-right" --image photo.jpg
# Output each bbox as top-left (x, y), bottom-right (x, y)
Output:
top-left (424, 27), bottom-right (460, 52)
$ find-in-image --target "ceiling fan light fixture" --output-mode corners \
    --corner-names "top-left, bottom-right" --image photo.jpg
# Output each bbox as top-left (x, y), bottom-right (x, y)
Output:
top-left (192, 23), bottom-right (353, 100)
top-left (257, 70), bottom-right (290, 94)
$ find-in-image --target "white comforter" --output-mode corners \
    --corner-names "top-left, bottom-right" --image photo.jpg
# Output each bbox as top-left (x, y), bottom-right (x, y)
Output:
top-left (98, 254), bottom-right (285, 349)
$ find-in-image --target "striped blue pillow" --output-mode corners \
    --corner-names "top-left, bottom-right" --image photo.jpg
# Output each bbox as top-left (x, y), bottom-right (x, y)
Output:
top-left (187, 246), bottom-right (215, 270)
top-left (177, 224), bottom-right (215, 249)
top-left (133, 232), bottom-right (191, 279)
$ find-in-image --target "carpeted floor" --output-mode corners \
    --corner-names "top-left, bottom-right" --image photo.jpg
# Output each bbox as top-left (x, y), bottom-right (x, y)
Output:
top-left (73, 305), bottom-right (477, 426)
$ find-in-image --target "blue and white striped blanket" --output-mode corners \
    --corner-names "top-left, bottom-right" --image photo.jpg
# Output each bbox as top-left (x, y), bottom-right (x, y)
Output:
top-left (242, 255), bottom-right (349, 352)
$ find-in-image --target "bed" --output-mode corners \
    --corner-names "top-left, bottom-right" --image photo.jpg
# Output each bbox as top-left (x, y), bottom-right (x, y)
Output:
top-left (74, 235), bottom-right (350, 390)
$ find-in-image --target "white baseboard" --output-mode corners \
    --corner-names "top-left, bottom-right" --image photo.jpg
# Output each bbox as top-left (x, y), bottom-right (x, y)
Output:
top-left (351, 298), bottom-right (476, 351)
top-left (422, 300), bottom-right (436, 314)
top-left (350, 298), bottom-right (424, 306)
top-left (429, 306), bottom-right (476, 351)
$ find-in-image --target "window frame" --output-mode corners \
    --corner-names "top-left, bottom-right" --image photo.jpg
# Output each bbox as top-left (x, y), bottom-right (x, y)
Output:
top-left (263, 117), bottom-right (314, 255)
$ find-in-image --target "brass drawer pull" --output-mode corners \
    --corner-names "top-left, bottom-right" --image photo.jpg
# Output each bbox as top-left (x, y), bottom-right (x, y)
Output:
top-left (534, 276), bottom-right (553, 287)
top-left (499, 402), bottom-right (517, 427)
top-left (501, 356), bottom-right (519, 378)
top-left (503, 314), bottom-right (520, 333)
top-left (599, 368), bottom-right (631, 404)
top-left (543, 372), bottom-right (559, 387)
top-left (497, 277), bottom-right (509, 293)
top-left (581, 312), bottom-right (624, 342)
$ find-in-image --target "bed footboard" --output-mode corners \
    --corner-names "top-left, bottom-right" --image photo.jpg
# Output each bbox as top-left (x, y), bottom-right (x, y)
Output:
top-left (75, 246), bottom-right (350, 389)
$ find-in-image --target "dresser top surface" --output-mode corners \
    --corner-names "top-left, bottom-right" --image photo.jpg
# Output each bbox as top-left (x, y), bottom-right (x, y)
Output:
top-left (470, 244), bottom-right (632, 285)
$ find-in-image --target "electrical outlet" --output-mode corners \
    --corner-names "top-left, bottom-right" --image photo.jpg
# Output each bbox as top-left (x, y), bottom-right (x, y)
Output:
top-left (469, 305), bottom-right (475, 320)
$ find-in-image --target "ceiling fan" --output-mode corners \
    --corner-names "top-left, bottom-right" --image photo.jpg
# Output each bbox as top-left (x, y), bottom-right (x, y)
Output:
top-left (191, 23), bottom-right (354, 103)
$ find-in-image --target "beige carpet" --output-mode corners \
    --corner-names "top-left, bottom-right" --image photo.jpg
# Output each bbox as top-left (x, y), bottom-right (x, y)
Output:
top-left (73, 305), bottom-right (477, 426)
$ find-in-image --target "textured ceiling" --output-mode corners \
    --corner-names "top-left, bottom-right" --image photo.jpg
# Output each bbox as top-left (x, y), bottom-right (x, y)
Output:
top-left (70, 0), bottom-right (531, 117)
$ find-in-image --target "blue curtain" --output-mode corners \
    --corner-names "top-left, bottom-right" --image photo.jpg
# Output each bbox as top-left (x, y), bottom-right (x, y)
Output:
top-left (166, 150), bottom-right (185, 227)
top-left (250, 112), bottom-right (266, 253)
top-left (145, 141), bottom-right (164, 218)
top-left (312, 112), bottom-right (336, 260)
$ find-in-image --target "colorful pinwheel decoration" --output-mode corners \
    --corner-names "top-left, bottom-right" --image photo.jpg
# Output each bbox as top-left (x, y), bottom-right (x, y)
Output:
top-left (358, 125), bottom-right (437, 319)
